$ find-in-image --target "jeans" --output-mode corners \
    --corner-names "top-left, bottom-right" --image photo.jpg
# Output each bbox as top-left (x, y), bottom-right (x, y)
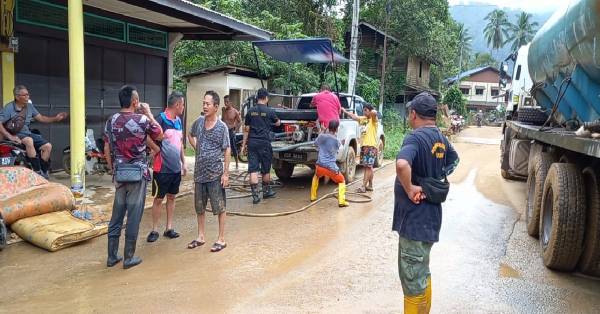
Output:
top-left (108, 180), bottom-right (148, 240)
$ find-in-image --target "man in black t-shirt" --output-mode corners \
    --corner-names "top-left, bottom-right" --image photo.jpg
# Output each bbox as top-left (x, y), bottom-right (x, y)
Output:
top-left (394, 92), bottom-right (459, 313)
top-left (241, 88), bottom-right (280, 204)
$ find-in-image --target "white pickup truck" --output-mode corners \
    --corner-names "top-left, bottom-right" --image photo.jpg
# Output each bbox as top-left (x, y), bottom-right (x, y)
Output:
top-left (269, 92), bottom-right (385, 182)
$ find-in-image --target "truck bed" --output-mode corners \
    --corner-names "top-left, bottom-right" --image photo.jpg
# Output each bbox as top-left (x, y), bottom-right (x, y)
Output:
top-left (507, 121), bottom-right (600, 158)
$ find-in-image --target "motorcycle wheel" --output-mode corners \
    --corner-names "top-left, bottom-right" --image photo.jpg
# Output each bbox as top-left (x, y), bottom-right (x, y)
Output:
top-left (63, 153), bottom-right (71, 175)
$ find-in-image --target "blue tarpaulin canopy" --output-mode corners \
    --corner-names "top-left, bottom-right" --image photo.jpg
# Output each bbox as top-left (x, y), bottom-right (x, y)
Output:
top-left (253, 38), bottom-right (348, 64)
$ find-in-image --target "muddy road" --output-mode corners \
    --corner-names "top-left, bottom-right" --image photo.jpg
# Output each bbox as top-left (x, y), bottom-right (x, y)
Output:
top-left (1, 126), bottom-right (600, 313)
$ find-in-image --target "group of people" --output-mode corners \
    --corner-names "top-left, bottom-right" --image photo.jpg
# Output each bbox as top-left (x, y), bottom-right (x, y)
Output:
top-left (3, 83), bottom-right (459, 313)
top-left (103, 85), bottom-right (284, 268)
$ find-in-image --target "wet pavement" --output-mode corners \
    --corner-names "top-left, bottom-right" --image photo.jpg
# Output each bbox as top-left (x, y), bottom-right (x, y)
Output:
top-left (1, 126), bottom-right (600, 313)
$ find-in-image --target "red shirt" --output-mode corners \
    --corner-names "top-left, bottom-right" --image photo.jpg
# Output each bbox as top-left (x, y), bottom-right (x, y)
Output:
top-left (313, 91), bottom-right (341, 127)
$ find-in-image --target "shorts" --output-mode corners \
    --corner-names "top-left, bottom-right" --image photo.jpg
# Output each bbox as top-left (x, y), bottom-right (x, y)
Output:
top-left (228, 128), bottom-right (238, 157)
top-left (398, 236), bottom-right (433, 296)
top-left (152, 172), bottom-right (182, 199)
top-left (194, 180), bottom-right (226, 215)
top-left (18, 132), bottom-right (49, 149)
top-left (315, 165), bottom-right (345, 184)
top-left (248, 141), bottom-right (273, 175)
top-left (360, 146), bottom-right (378, 167)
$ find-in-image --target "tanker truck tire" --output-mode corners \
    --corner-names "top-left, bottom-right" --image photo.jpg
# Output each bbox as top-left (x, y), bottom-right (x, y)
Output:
top-left (577, 167), bottom-right (600, 276)
top-left (517, 107), bottom-right (548, 125)
top-left (539, 163), bottom-right (585, 271)
top-left (0, 219), bottom-right (6, 251)
top-left (500, 127), bottom-right (516, 180)
top-left (526, 153), bottom-right (553, 237)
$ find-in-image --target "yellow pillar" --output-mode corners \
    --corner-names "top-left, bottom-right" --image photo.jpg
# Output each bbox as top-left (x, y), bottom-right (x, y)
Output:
top-left (68, 0), bottom-right (85, 194)
top-left (1, 51), bottom-right (14, 105)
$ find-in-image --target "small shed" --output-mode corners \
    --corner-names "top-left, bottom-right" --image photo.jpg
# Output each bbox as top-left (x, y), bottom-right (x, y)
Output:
top-left (182, 64), bottom-right (262, 132)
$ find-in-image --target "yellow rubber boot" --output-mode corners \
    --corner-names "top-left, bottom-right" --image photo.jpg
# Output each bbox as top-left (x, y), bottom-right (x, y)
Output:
top-left (403, 277), bottom-right (432, 314)
top-left (310, 175), bottom-right (319, 201)
top-left (338, 182), bottom-right (349, 207)
top-left (425, 277), bottom-right (432, 313)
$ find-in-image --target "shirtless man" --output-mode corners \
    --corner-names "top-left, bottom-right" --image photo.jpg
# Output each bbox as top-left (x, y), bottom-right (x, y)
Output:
top-left (222, 95), bottom-right (242, 169)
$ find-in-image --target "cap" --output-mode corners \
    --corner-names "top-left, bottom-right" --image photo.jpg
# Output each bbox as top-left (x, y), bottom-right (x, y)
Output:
top-left (256, 88), bottom-right (269, 99)
top-left (407, 92), bottom-right (437, 117)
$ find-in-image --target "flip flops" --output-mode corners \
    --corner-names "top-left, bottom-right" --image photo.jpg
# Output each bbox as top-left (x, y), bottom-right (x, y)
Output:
top-left (163, 229), bottom-right (180, 239)
top-left (187, 240), bottom-right (205, 249)
top-left (210, 243), bottom-right (227, 252)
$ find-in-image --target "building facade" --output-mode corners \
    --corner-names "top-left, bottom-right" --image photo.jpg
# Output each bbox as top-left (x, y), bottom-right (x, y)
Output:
top-left (445, 66), bottom-right (511, 111)
top-left (0, 0), bottom-right (270, 169)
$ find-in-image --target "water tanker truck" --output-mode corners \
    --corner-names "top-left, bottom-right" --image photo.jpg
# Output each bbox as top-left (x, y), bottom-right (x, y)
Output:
top-left (500, 0), bottom-right (600, 275)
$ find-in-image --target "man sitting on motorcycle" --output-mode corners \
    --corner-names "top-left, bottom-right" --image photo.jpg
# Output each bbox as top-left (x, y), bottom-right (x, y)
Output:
top-left (0, 85), bottom-right (67, 178)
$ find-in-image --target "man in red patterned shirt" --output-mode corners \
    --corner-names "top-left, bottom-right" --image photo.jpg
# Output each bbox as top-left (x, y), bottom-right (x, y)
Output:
top-left (104, 85), bottom-right (163, 269)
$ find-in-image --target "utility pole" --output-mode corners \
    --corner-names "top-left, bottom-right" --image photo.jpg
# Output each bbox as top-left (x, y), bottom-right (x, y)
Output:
top-left (378, 1), bottom-right (391, 113)
top-left (347, 0), bottom-right (359, 95)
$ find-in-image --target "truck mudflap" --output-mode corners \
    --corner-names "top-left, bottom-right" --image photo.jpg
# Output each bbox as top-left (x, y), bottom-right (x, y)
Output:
top-left (507, 121), bottom-right (600, 158)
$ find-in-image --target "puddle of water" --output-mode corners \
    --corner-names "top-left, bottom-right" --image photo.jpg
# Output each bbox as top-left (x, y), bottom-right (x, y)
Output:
top-left (499, 263), bottom-right (521, 278)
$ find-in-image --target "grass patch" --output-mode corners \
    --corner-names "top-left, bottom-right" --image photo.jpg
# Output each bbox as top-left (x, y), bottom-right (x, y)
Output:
top-left (382, 108), bottom-right (408, 159)
top-left (185, 147), bottom-right (195, 157)
top-left (384, 126), bottom-right (406, 159)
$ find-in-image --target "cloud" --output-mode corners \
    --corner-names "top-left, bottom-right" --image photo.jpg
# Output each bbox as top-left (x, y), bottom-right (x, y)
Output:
top-left (448, 0), bottom-right (563, 13)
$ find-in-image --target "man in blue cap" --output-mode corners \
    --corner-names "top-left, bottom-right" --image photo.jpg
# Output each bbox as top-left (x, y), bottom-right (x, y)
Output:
top-left (394, 92), bottom-right (459, 313)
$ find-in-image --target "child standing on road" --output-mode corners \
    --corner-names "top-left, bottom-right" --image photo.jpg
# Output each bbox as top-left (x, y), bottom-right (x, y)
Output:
top-left (342, 104), bottom-right (379, 193)
top-left (311, 119), bottom-right (349, 207)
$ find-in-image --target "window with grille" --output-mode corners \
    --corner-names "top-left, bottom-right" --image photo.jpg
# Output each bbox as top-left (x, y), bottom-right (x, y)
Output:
top-left (16, 0), bottom-right (166, 50)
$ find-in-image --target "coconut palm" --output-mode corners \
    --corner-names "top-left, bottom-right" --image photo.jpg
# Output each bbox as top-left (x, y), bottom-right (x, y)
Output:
top-left (457, 23), bottom-right (472, 73)
top-left (484, 9), bottom-right (510, 55)
top-left (506, 12), bottom-right (539, 51)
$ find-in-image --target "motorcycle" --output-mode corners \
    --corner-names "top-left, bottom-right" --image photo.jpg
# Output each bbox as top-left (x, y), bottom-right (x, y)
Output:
top-left (0, 140), bottom-right (31, 168)
top-left (450, 114), bottom-right (464, 134)
top-left (62, 129), bottom-right (110, 175)
top-left (62, 129), bottom-right (154, 175)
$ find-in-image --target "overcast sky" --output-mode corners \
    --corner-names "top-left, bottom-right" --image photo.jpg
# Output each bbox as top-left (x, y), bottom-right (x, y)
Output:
top-left (448, 0), bottom-right (564, 13)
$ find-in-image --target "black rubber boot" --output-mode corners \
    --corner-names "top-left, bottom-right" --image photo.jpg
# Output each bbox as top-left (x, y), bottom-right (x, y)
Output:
top-left (40, 159), bottom-right (50, 179)
top-left (123, 238), bottom-right (142, 269)
top-left (28, 156), bottom-right (41, 172)
top-left (263, 183), bottom-right (276, 199)
top-left (106, 236), bottom-right (123, 267)
top-left (251, 184), bottom-right (261, 204)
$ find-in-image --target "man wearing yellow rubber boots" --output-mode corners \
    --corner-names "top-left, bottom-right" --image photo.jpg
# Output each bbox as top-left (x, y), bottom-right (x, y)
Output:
top-left (311, 119), bottom-right (349, 207)
top-left (394, 92), bottom-right (459, 313)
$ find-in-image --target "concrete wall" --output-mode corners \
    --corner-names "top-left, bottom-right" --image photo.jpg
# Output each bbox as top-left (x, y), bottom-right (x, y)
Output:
top-left (459, 80), bottom-right (502, 107)
top-left (185, 72), bottom-right (227, 133)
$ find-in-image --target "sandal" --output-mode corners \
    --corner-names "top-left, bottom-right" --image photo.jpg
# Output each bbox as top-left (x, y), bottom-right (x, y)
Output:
top-left (164, 229), bottom-right (180, 239)
top-left (356, 187), bottom-right (367, 193)
top-left (210, 242), bottom-right (227, 252)
top-left (366, 186), bottom-right (374, 192)
top-left (187, 240), bottom-right (205, 249)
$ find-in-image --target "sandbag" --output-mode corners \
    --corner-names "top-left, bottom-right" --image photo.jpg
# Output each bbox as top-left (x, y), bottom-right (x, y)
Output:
top-left (0, 183), bottom-right (74, 225)
top-left (11, 211), bottom-right (107, 252)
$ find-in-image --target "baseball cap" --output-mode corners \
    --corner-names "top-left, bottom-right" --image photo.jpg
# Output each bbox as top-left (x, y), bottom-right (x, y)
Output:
top-left (407, 92), bottom-right (437, 117)
top-left (256, 88), bottom-right (269, 100)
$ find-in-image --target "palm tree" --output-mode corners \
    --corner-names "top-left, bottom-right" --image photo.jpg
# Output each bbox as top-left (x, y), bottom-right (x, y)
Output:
top-left (484, 9), bottom-right (510, 56)
top-left (457, 23), bottom-right (472, 74)
top-left (506, 12), bottom-right (539, 51)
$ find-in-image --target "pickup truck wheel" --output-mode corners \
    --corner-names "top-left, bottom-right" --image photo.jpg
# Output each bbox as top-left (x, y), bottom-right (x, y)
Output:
top-left (577, 167), bottom-right (600, 276)
top-left (62, 153), bottom-right (71, 175)
top-left (526, 153), bottom-right (552, 237)
top-left (539, 163), bottom-right (586, 271)
top-left (342, 148), bottom-right (357, 182)
top-left (374, 140), bottom-right (384, 168)
top-left (274, 162), bottom-right (295, 181)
